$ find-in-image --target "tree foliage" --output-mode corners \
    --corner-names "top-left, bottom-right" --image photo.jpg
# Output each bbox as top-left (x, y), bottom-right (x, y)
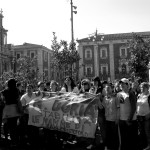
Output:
top-left (128, 33), bottom-right (150, 81)
top-left (51, 32), bottom-right (80, 83)
top-left (0, 56), bottom-right (41, 89)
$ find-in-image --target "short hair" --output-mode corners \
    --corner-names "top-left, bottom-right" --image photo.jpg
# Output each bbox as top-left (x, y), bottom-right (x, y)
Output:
top-left (140, 82), bottom-right (149, 89)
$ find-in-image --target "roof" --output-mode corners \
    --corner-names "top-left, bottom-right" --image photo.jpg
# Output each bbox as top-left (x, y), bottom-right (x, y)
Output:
top-left (77, 31), bottom-right (150, 43)
top-left (13, 43), bottom-right (51, 51)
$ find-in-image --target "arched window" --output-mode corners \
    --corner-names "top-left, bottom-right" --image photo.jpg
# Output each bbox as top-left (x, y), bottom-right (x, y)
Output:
top-left (85, 48), bottom-right (92, 59)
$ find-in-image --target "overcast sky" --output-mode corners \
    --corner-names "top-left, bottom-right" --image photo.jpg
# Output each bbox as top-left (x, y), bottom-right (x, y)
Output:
top-left (1, 0), bottom-right (150, 48)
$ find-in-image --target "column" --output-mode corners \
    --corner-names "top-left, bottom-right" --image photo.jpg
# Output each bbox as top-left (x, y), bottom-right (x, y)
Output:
top-left (148, 61), bottom-right (150, 83)
top-left (48, 53), bottom-right (50, 81)
top-left (109, 42), bottom-right (115, 81)
top-left (37, 50), bottom-right (43, 81)
top-left (78, 45), bottom-right (83, 80)
top-left (94, 44), bottom-right (99, 77)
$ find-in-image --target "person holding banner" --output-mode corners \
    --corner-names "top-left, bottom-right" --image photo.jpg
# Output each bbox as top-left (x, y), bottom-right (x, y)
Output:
top-left (19, 84), bottom-right (37, 146)
top-left (102, 83), bottom-right (120, 150)
top-left (89, 76), bottom-right (103, 94)
top-left (88, 77), bottom-right (106, 150)
top-left (79, 79), bottom-right (91, 93)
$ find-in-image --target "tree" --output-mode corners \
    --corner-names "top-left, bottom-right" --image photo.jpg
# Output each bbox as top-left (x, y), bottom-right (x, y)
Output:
top-left (15, 55), bottom-right (42, 87)
top-left (51, 32), bottom-right (80, 84)
top-left (1, 56), bottom-right (41, 89)
top-left (128, 33), bottom-right (150, 81)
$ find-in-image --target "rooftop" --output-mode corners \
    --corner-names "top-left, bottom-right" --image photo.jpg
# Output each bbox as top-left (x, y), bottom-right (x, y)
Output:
top-left (77, 31), bottom-right (150, 43)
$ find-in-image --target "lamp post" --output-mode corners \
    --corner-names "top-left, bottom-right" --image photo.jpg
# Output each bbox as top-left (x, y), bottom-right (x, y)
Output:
top-left (70, 0), bottom-right (77, 43)
top-left (148, 61), bottom-right (150, 82)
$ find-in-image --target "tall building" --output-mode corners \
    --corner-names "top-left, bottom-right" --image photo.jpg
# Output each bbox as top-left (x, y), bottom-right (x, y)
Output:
top-left (77, 32), bottom-right (150, 81)
top-left (13, 43), bottom-right (53, 81)
top-left (0, 10), bottom-right (13, 79)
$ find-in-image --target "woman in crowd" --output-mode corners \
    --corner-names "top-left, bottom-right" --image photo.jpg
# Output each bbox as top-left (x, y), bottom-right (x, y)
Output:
top-left (117, 78), bottom-right (137, 150)
top-left (1, 78), bottom-right (21, 147)
top-left (114, 80), bottom-right (122, 93)
top-left (102, 83), bottom-right (119, 150)
top-left (50, 80), bottom-right (59, 92)
top-left (89, 76), bottom-right (102, 94)
top-left (137, 82), bottom-right (150, 150)
top-left (61, 76), bottom-right (79, 93)
top-left (19, 84), bottom-right (37, 146)
top-left (79, 79), bottom-right (91, 93)
top-left (88, 77), bottom-right (106, 150)
top-left (35, 81), bottom-right (45, 98)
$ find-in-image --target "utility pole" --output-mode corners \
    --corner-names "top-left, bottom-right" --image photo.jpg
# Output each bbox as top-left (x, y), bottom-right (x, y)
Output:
top-left (70, 0), bottom-right (77, 43)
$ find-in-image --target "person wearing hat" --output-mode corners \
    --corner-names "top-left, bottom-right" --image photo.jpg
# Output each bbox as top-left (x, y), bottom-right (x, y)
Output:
top-left (117, 78), bottom-right (137, 150)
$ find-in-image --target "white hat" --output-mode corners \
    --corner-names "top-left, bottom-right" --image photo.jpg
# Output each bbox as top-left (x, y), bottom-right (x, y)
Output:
top-left (120, 78), bottom-right (130, 85)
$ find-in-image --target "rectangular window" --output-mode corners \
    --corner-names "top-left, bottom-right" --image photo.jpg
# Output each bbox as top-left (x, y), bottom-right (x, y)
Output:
top-left (100, 48), bottom-right (107, 59)
top-left (102, 66), bottom-right (107, 74)
top-left (121, 48), bottom-right (126, 56)
top-left (101, 65), bottom-right (108, 75)
top-left (102, 50), bottom-right (106, 58)
top-left (44, 52), bottom-right (48, 62)
top-left (31, 52), bottom-right (35, 58)
top-left (87, 51), bottom-right (91, 58)
top-left (16, 53), bottom-right (21, 59)
top-left (87, 67), bottom-right (92, 75)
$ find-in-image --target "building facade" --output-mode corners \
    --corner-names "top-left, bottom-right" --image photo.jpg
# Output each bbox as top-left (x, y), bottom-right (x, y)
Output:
top-left (77, 32), bottom-right (150, 81)
top-left (0, 10), bottom-right (13, 79)
top-left (13, 43), bottom-right (53, 81)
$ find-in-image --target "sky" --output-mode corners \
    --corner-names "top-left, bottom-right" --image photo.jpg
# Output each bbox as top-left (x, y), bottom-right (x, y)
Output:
top-left (1, 0), bottom-right (150, 49)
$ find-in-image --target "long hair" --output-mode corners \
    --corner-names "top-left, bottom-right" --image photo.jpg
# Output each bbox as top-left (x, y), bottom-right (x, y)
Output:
top-left (63, 76), bottom-right (76, 92)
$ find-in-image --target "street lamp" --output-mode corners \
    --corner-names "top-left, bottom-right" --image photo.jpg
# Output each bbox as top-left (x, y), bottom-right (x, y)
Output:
top-left (88, 29), bottom-right (104, 42)
top-left (70, 0), bottom-right (77, 43)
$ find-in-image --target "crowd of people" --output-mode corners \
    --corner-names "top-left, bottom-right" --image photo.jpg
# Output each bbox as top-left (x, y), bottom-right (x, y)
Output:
top-left (0, 76), bottom-right (150, 150)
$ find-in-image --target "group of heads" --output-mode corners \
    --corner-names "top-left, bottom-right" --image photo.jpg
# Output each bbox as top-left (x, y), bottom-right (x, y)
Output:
top-left (37, 80), bottom-right (59, 92)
